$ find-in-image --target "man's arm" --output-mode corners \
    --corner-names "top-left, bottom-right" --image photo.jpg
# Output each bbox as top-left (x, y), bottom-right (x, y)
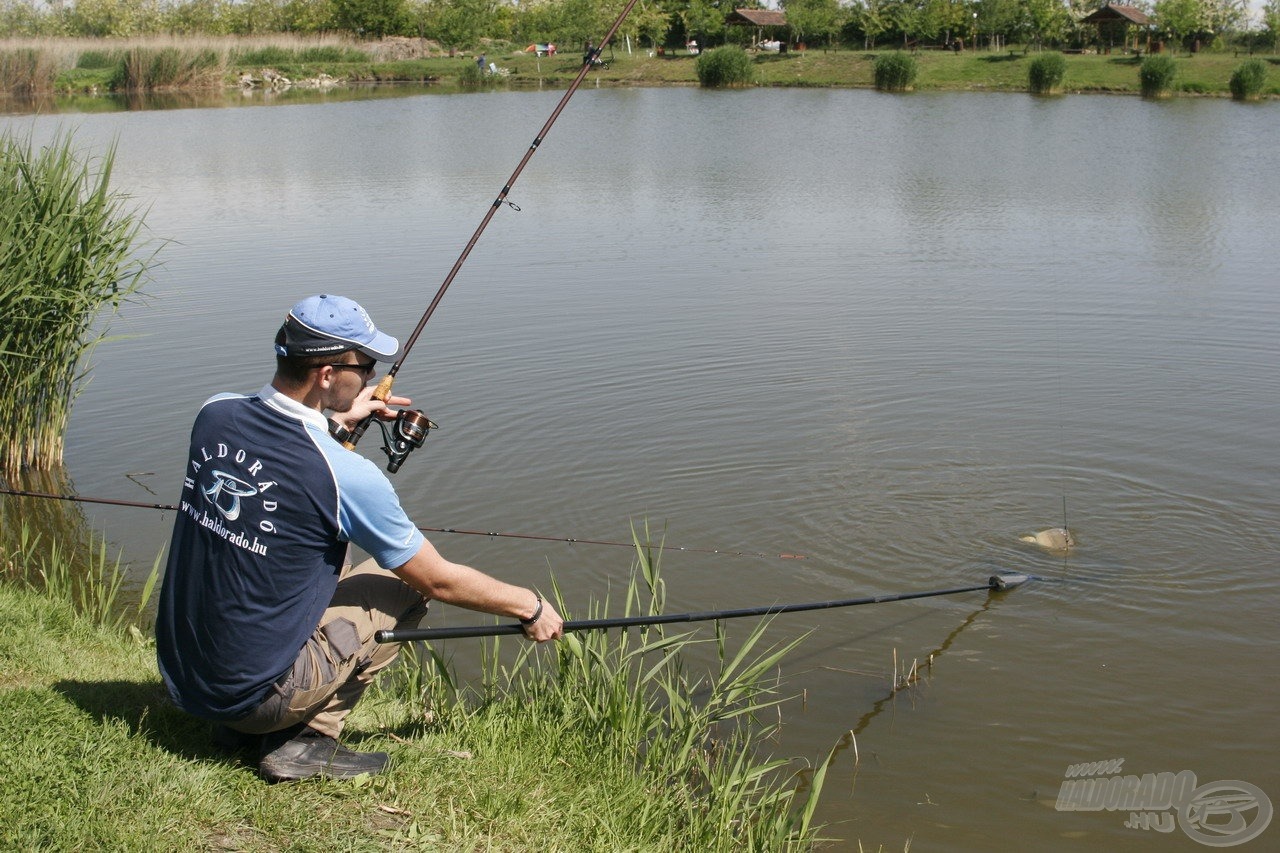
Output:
top-left (391, 539), bottom-right (564, 642)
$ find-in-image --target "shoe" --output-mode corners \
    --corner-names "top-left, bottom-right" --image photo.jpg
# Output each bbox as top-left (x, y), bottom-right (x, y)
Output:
top-left (258, 725), bottom-right (389, 782)
top-left (211, 724), bottom-right (260, 755)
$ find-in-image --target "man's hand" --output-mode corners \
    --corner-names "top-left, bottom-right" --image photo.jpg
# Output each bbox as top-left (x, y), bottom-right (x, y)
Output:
top-left (520, 594), bottom-right (564, 643)
top-left (335, 386), bottom-right (412, 432)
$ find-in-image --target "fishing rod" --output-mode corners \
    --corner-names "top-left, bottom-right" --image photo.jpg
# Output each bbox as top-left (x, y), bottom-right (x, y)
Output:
top-left (0, 486), bottom-right (804, 560)
top-left (374, 572), bottom-right (1032, 643)
top-left (344, 0), bottom-right (645, 457)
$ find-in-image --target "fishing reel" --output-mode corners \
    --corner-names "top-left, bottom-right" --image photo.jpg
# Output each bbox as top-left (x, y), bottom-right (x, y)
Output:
top-left (331, 407), bottom-right (436, 473)
top-left (330, 404), bottom-right (430, 471)
top-left (374, 409), bottom-right (436, 473)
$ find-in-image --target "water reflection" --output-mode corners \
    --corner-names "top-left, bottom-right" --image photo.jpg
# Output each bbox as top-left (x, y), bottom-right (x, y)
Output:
top-left (2, 81), bottom-right (455, 116)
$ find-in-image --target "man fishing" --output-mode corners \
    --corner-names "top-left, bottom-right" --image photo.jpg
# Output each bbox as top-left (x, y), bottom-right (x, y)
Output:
top-left (155, 294), bottom-right (563, 782)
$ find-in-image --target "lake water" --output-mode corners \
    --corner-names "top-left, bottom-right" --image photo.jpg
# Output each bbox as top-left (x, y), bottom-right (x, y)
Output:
top-left (3, 85), bottom-right (1277, 850)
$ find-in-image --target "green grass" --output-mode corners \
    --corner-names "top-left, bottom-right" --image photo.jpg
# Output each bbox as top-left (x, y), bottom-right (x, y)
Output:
top-left (0, 522), bottom-right (831, 850)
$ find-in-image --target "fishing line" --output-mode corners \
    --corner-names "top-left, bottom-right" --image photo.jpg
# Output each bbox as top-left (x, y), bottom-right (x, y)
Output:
top-left (1050, 287), bottom-right (1075, 572)
top-left (1053, 304), bottom-right (1070, 533)
top-left (0, 486), bottom-right (804, 560)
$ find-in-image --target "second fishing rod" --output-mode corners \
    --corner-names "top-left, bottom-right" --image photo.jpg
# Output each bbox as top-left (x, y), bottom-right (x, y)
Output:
top-left (343, 0), bottom-right (644, 466)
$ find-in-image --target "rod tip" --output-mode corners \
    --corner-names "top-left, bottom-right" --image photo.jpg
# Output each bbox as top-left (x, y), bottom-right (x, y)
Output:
top-left (990, 572), bottom-right (1031, 591)
top-left (374, 629), bottom-right (393, 644)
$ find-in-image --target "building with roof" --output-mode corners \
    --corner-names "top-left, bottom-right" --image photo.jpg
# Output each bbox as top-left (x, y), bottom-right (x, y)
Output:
top-left (726, 8), bottom-right (790, 49)
top-left (1080, 3), bottom-right (1154, 53)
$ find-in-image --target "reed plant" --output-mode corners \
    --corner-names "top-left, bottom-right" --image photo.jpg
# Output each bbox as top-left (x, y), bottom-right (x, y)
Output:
top-left (0, 46), bottom-right (59, 95)
top-left (873, 51), bottom-right (917, 92)
top-left (0, 132), bottom-right (155, 479)
top-left (110, 45), bottom-right (224, 90)
top-left (457, 59), bottom-right (485, 87)
top-left (1027, 52), bottom-right (1066, 95)
top-left (1, 521), bottom-right (159, 634)
top-left (233, 44), bottom-right (369, 66)
top-left (0, 469), bottom-right (159, 634)
top-left (366, 525), bottom-right (831, 848)
top-left (696, 45), bottom-right (755, 88)
top-left (1139, 54), bottom-right (1178, 98)
top-left (1228, 58), bottom-right (1267, 100)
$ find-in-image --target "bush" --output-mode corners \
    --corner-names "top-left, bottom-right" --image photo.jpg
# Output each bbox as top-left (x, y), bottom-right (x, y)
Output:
top-left (1229, 59), bottom-right (1267, 101)
top-left (456, 60), bottom-right (484, 87)
top-left (75, 50), bottom-right (122, 70)
top-left (110, 47), bottom-right (224, 91)
top-left (1139, 54), bottom-right (1177, 98)
top-left (1027, 52), bottom-right (1066, 95)
top-left (695, 46), bottom-right (754, 88)
top-left (298, 46), bottom-right (369, 63)
top-left (0, 48), bottom-right (58, 96)
top-left (235, 46), bottom-right (292, 66)
top-left (873, 52), bottom-right (916, 92)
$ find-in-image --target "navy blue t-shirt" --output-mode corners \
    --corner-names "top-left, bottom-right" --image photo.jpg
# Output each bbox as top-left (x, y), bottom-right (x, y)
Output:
top-left (155, 388), bottom-right (423, 721)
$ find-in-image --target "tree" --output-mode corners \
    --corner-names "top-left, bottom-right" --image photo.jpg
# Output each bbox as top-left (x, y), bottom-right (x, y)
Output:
top-left (1022, 0), bottom-right (1069, 48)
top-left (973, 0), bottom-right (1020, 49)
top-left (678, 0), bottom-right (728, 48)
top-left (782, 0), bottom-right (846, 47)
top-left (1154, 0), bottom-right (1244, 49)
top-left (281, 0), bottom-right (336, 33)
top-left (623, 0), bottom-right (674, 51)
top-left (69, 0), bottom-right (164, 36)
top-left (1265, 0), bottom-right (1280, 51)
top-left (849, 0), bottom-right (892, 48)
top-left (332, 0), bottom-right (407, 37)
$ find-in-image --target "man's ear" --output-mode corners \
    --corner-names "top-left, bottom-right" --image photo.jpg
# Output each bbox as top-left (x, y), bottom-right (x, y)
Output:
top-left (314, 364), bottom-right (336, 389)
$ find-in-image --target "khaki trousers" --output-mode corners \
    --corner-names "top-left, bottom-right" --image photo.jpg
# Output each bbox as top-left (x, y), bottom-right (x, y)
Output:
top-left (229, 558), bottom-right (428, 739)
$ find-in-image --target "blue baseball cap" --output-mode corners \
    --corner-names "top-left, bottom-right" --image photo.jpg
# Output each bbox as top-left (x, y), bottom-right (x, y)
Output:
top-left (275, 294), bottom-right (401, 362)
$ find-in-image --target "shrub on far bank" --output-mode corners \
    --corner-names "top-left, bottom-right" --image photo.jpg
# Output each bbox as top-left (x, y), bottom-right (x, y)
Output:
top-left (0, 47), bottom-right (58, 96)
top-left (873, 52), bottom-right (917, 92)
top-left (109, 46), bottom-right (224, 90)
top-left (1028, 52), bottom-right (1066, 95)
top-left (1229, 59), bottom-right (1267, 101)
top-left (1139, 54), bottom-right (1177, 98)
top-left (695, 46), bottom-right (753, 88)
top-left (457, 60), bottom-right (484, 87)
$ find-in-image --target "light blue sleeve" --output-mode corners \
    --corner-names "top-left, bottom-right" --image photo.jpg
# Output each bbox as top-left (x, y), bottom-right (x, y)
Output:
top-left (316, 430), bottom-right (425, 569)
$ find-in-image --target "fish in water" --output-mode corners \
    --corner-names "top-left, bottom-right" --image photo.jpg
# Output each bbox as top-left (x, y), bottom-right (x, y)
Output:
top-left (1019, 527), bottom-right (1075, 552)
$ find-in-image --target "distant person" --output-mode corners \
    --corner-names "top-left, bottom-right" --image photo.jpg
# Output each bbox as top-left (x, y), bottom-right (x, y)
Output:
top-left (156, 294), bottom-right (563, 782)
top-left (476, 53), bottom-right (486, 72)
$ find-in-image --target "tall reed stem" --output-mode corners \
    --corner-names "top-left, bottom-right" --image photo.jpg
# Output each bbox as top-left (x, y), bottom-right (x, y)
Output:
top-left (1, 131), bottom-right (154, 479)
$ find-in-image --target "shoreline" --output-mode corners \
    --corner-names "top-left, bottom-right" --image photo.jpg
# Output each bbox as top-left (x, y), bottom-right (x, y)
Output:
top-left (3, 37), bottom-right (1277, 109)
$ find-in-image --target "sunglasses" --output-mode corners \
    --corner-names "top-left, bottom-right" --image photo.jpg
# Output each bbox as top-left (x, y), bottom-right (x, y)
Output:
top-left (324, 361), bottom-right (377, 377)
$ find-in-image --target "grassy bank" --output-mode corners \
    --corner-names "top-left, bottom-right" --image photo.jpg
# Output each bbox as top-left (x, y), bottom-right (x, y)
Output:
top-left (0, 523), bottom-right (829, 850)
top-left (3, 36), bottom-right (1278, 99)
